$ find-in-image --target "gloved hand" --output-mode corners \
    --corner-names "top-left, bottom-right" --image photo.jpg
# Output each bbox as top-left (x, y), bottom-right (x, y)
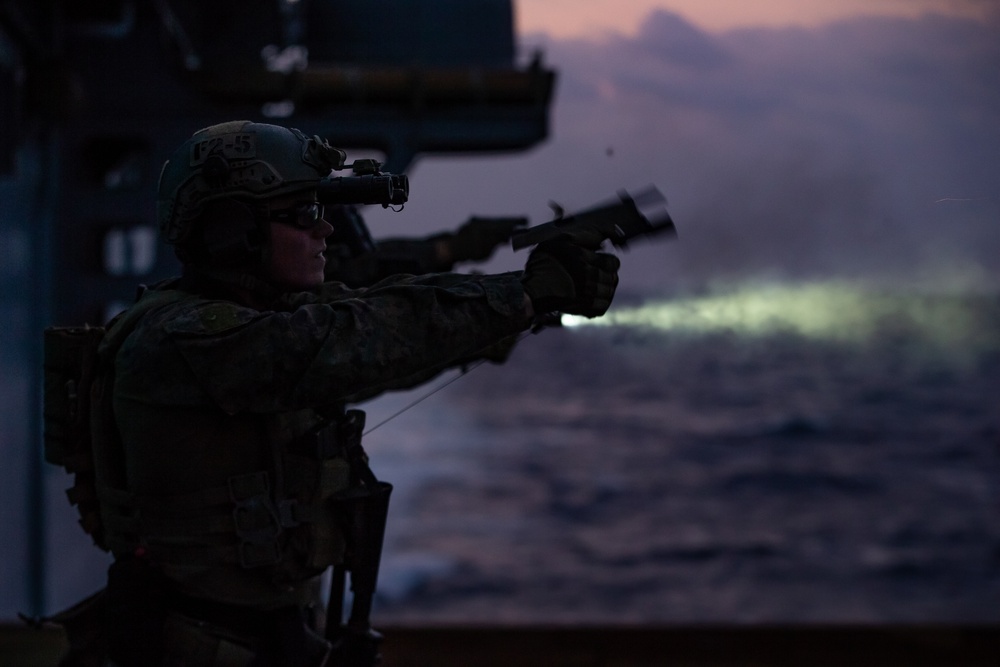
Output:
top-left (449, 216), bottom-right (528, 262)
top-left (520, 239), bottom-right (620, 318)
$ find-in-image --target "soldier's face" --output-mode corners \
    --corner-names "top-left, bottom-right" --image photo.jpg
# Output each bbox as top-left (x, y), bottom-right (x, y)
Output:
top-left (266, 192), bottom-right (333, 290)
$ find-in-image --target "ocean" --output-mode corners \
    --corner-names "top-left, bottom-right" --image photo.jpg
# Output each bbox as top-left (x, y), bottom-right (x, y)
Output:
top-left (363, 281), bottom-right (1000, 624)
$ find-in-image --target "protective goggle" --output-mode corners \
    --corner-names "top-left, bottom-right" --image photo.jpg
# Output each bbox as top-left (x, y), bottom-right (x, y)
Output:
top-left (268, 201), bottom-right (326, 229)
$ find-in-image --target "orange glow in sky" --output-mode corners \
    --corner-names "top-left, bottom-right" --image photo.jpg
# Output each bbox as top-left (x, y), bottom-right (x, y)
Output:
top-left (516, 0), bottom-right (991, 37)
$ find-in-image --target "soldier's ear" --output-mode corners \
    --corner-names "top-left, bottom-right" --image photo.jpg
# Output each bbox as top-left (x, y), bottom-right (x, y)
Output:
top-left (199, 199), bottom-right (265, 267)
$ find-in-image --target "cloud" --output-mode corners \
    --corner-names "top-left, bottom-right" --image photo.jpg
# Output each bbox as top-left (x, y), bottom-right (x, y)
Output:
top-left (379, 9), bottom-right (999, 294)
top-left (519, 10), bottom-right (1000, 290)
top-left (632, 10), bottom-right (732, 70)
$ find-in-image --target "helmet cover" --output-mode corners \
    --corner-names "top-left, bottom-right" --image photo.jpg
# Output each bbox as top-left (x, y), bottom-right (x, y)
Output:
top-left (157, 120), bottom-right (347, 245)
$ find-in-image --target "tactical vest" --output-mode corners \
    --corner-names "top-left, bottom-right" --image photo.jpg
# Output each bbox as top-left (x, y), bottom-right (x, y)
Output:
top-left (44, 288), bottom-right (369, 584)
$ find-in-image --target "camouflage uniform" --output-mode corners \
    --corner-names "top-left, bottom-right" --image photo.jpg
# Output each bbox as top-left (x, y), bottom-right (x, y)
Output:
top-left (71, 120), bottom-right (616, 666)
top-left (93, 268), bottom-right (529, 665)
top-left (103, 269), bottom-right (528, 598)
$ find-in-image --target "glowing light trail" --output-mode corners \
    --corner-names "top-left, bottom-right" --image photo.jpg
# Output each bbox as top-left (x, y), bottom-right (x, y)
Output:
top-left (562, 281), bottom-right (999, 349)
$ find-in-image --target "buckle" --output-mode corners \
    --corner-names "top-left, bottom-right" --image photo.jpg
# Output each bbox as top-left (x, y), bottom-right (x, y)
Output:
top-left (278, 499), bottom-right (302, 528)
top-left (228, 473), bottom-right (282, 568)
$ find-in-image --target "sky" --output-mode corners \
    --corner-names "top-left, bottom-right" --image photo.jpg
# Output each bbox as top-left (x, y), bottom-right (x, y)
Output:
top-left (516, 0), bottom-right (996, 36)
top-left (365, 0), bottom-right (1000, 296)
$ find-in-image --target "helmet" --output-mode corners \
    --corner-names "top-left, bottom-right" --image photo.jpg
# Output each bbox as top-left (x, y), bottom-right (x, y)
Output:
top-left (157, 120), bottom-right (347, 246)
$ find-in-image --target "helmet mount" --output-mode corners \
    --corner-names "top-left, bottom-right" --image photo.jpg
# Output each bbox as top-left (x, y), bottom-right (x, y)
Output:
top-left (157, 120), bottom-right (345, 252)
top-left (200, 153), bottom-right (232, 189)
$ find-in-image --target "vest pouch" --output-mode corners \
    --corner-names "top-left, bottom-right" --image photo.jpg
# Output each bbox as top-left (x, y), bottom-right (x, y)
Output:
top-left (43, 325), bottom-right (111, 549)
top-left (282, 452), bottom-right (351, 571)
top-left (42, 326), bottom-right (105, 467)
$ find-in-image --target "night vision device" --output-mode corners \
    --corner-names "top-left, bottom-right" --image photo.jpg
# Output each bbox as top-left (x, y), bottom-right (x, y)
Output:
top-left (318, 159), bottom-right (409, 209)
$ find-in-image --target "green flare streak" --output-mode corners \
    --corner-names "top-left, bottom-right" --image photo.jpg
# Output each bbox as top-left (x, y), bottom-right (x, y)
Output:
top-left (563, 281), bottom-right (998, 349)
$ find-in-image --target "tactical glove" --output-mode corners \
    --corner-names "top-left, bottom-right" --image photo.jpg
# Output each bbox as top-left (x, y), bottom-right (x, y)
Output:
top-left (520, 239), bottom-right (620, 318)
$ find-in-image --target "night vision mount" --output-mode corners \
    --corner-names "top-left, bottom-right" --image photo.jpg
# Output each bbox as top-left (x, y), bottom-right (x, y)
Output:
top-left (318, 159), bottom-right (409, 209)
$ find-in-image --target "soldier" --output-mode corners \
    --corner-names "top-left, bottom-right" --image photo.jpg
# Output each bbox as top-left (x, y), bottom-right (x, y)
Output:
top-left (322, 203), bottom-right (528, 287)
top-left (85, 120), bottom-right (619, 666)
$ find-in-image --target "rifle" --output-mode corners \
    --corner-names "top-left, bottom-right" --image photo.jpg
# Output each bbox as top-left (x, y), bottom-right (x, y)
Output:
top-left (510, 186), bottom-right (676, 251)
top-left (324, 409), bottom-right (392, 667)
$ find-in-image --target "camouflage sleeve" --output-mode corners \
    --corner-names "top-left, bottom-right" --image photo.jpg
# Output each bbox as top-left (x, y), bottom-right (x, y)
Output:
top-left (117, 272), bottom-right (530, 414)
